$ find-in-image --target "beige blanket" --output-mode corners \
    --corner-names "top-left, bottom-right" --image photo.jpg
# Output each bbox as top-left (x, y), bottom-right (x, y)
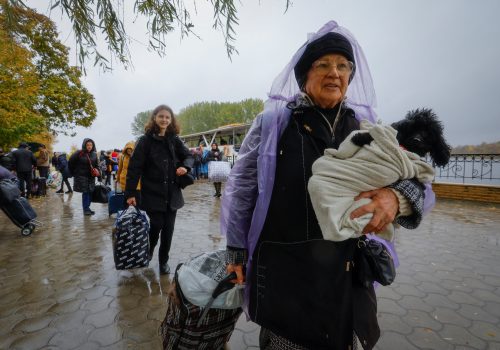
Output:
top-left (308, 120), bottom-right (434, 242)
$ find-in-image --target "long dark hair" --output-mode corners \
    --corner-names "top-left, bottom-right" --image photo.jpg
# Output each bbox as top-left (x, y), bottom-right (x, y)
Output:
top-left (144, 104), bottom-right (180, 135)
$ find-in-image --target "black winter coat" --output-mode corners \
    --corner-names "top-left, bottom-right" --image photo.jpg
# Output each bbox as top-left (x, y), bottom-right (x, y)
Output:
top-left (68, 138), bottom-right (99, 193)
top-left (126, 133), bottom-right (194, 212)
top-left (206, 148), bottom-right (223, 162)
top-left (251, 103), bottom-right (381, 349)
top-left (12, 148), bottom-right (36, 172)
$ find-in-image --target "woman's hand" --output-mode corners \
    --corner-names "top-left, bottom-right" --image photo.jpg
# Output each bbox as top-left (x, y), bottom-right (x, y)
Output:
top-left (227, 264), bottom-right (245, 285)
top-left (176, 167), bottom-right (187, 176)
top-left (350, 188), bottom-right (399, 234)
top-left (127, 197), bottom-right (137, 206)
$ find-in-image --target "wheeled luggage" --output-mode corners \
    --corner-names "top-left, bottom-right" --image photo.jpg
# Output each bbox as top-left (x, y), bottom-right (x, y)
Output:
top-left (108, 190), bottom-right (125, 216)
top-left (160, 251), bottom-right (243, 350)
top-left (112, 206), bottom-right (150, 270)
top-left (1, 196), bottom-right (40, 236)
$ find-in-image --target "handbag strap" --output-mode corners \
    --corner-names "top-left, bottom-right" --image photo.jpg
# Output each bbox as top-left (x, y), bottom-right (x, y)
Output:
top-left (86, 153), bottom-right (95, 171)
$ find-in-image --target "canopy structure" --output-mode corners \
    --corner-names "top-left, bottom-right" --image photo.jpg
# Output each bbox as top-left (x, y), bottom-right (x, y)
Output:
top-left (180, 123), bottom-right (252, 150)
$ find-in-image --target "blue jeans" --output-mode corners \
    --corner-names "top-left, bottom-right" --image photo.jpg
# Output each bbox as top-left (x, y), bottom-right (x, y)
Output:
top-left (82, 192), bottom-right (91, 212)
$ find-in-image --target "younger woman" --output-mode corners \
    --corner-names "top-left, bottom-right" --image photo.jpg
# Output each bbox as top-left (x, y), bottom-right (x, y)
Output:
top-left (125, 105), bottom-right (193, 275)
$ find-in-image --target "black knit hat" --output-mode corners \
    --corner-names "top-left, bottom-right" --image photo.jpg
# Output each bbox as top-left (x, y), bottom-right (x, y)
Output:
top-left (294, 32), bottom-right (355, 89)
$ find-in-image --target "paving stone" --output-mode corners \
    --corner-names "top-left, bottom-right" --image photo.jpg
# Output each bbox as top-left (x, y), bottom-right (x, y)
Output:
top-left (448, 290), bottom-right (485, 306)
top-left (88, 324), bottom-right (123, 346)
top-left (50, 310), bottom-right (87, 332)
top-left (8, 327), bottom-right (58, 350)
top-left (1, 185), bottom-right (499, 349)
top-left (377, 313), bottom-right (412, 335)
top-left (12, 313), bottom-right (56, 333)
top-left (458, 304), bottom-right (499, 323)
top-left (49, 324), bottom-right (95, 349)
top-left (440, 324), bottom-right (486, 349)
top-left (374, 331), bottom-right (419, 350)
top-left (431, 307), bottom-right (471, 327)
top-left (407, 327), bottom-right (454, 350)
top-left (84, 308), bottom-right (120, 328)
top-left (377, 298), bottom-right (407, 316)
top-left (424, 293), bottom-right (461, 310)
top-left (416, 281), bottom-right (450, 295)
top-left (397, 295), bottom-right (435, 313)
top-left (47, 299), bottom-right (84, 314)
top-left (402, 309), bottom-right (443, 331)
top-left (469, 321), bottom-right (500, 342)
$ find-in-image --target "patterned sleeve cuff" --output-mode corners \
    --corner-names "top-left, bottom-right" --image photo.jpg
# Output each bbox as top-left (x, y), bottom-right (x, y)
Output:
top-left (226, 246), bottom-right (248, 265)
top-left (388, 179), bottom-right (425, 229)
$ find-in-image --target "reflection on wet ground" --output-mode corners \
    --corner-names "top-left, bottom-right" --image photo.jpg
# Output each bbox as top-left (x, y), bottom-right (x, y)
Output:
top-left (0, 183), bottom-right (499, 349)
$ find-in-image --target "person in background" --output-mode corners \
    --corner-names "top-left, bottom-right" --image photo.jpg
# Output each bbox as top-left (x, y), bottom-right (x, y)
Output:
top-left (36, 144), bottom-right (50, 179)
top-left (200, 144), bottom-right (209, 179)
top-left (206, 142), bottom-right (223, 197)
top-left (111, 149), bottom-right (119, 180)
top-left (55, 153), bottom-right (73, 194)
top-left (222, 22), bottom-right (430, 349)
top-left (104, 151), bottom-right (117, 186)
top-left (191, 147), bottom-right (202, 180)
top-left (68, 138), bottom-right (100, 215)
top-left (126, 104), bottom-right (193, 275)
top-left (12, 143), bottom-right (36, 198)
top-left (116, 141), bottom-right (140, 203)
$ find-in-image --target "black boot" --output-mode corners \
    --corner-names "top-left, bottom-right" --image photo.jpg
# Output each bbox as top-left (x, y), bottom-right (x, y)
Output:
top-left (159, 262), bottom-right (170, 275)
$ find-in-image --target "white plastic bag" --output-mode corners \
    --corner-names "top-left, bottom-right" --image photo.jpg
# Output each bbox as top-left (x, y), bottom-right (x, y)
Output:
top-left (177, 250), bottom-right (244, 309)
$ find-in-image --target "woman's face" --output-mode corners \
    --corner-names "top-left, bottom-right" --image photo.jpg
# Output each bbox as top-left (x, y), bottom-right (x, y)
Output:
top-left (211, 144), bottom-right (217, 150)
top-left (85, 141), bottom-right (93, 152)
top-left (154, 109), bottom-right (172, 133)
top-left (126, 148), bottom-right (133, 156)
top-left (304, 53), bottom-right (352, 109)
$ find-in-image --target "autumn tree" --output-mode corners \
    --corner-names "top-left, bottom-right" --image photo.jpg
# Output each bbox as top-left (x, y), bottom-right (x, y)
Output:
top-left (0, 25), bottom-right (44, 149)
top-left (0, 1), bottom-right (97, 138)
top-left (3, 0), bottom-right (290, 71)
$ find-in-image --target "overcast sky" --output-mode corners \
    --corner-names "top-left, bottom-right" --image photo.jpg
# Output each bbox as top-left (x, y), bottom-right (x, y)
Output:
top-left (32, 0), bottom-right (500, 152)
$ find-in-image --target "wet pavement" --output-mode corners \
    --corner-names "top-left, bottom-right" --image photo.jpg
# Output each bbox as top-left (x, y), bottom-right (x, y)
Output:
top-left (0, 181), bottom-right (499, 349)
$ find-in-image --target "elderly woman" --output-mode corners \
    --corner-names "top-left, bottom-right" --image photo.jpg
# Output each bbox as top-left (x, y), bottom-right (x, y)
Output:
top-left (222, 21), bottom-right (433, 350)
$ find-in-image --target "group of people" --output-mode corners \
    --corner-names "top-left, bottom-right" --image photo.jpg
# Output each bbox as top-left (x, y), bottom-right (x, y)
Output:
top-left (0, 143), bottom-right (51, 198)
top-left (189, 143), bottom-right (232, 181)
top-left (1, 20), bottom-right (437, 349)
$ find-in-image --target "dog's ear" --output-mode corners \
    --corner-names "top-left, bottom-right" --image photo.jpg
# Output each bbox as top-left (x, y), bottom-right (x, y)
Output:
top-left (430, 131), bottom-right (452, 167)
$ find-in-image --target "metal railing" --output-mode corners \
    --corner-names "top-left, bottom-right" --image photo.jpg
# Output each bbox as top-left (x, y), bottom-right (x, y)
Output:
top-left (224, 153), bottom-right (500, 185)
top-left (430, 154), bottom-right (500, 185)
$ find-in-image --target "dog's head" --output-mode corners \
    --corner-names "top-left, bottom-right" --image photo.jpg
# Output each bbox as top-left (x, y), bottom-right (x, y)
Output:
top-left (391, 108), bottom-right (451, 167)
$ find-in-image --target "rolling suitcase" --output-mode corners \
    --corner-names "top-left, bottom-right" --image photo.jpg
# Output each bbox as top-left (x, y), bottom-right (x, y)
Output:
top-left (108, 190), bottom-right (125, 216)
top-left (160, 251), bottom-right (243, 350)
top-left (1, 196), bottom-right (39, 236)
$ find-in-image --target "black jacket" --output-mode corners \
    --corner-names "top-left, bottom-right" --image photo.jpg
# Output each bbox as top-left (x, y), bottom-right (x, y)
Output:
top-left (206, 148), bottom-right (223, 162)
top-left (12, 147), bottom-right (36, 172)
top-left (68, 138), bottom-right (99, 193)
top-left (126, 133), bottom-right (194, 212)
top-left (252, 103), bottom-right (382, 349)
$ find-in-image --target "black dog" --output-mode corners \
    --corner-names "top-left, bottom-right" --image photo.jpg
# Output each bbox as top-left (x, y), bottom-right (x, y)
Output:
top-left (351, 108), bottom-right (451, 167)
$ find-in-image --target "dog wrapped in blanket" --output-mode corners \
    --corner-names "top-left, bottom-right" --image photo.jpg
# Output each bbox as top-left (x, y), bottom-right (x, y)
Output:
top-left (308, 108), bottom-right (451, 242)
